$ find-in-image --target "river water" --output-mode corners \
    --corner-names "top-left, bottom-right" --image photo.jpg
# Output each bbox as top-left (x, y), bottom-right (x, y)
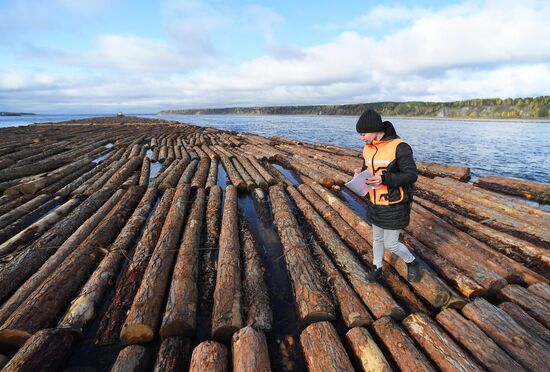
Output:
top-left (1, 114), bottom-right (549, 184)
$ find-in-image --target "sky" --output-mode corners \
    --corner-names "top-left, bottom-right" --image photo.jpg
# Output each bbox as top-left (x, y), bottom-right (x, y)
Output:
top-left (0, 0), bottom-right (549, 114)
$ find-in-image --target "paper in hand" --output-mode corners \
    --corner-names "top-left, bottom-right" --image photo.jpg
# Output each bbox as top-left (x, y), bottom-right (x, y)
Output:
top-left (345, 169), bottom-right (375, 197)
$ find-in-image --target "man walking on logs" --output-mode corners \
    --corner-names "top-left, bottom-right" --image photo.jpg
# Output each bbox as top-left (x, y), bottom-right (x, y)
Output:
top-left (355, 109), bottom-right (421, 283)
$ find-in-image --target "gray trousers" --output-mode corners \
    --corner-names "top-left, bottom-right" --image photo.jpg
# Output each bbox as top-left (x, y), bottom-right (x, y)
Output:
top-left (372, 224), bottom-right (415, 268)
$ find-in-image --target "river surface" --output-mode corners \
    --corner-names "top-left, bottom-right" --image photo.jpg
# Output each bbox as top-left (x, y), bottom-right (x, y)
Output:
top-left (1, 114), bottom-right (549, 183)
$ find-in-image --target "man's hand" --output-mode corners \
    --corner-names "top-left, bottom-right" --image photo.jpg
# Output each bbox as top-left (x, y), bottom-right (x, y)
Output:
top-left (366, 175), bottom-right (382, 186)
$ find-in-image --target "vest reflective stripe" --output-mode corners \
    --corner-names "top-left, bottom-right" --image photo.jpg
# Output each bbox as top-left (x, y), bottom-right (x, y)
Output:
top-left (363, 138), bottom-right (405, 205)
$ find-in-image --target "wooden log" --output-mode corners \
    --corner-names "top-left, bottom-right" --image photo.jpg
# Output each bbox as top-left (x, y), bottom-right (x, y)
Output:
top-left (528, 282), bottom-right (550, 302)
top-left (153, 336), bottom-right (191, 372)
top-left (177, 158), bottom-right (199, 185)
top-left (1, 328), bottom-right (74, 372)
top-left (0, 187), bottom-right (144, 346)
top-left (205, 158), bottom-right (218, 189)
top-left (416, 162), bottom-right (470, 181)
top-left (292, 154), bottom-right (351, 185)
top-left (286, 185), bottom-right (404, 320)
top-left (299, 321), bottom-right (354, 372)
top-left (39, 162), bottom-right (96, 196)
top-left (0, 194), bottom-right (51, 231)
top-left (371, 316), bottom-right (436, 372)
top-left (461, 298), bottom-right (550, 370)
top-left (160, 188), bottom-right (206, 338)
top-left (232, 157), bottom-right (255, 191)
top-left (275, 154), bottom-right (333, 187)
top-left (0, 189), bottom-right (120, 314)
top-left (474, 175), bottom-right (550, 203)
top-left (402, 312), bottom-right (484, 372)
top-left (102, 156), bottom-right (143, 190)
top-left (240, 218), bottom-right (273, 331)
top-left (344, 327), bottom-right (392, 372)
top-left (268, 184), bottom-right (336, 325)
top-left (211, 185), bottom-right (243, 341)
top-left (120, 184), bottom-right (191, 345)
top-left (498, 284), bottom-right (550, 328)
top-left (159, 159), bottom-right (190, 191)
top-left (498, 301), bottom-right (550, 345)
top-left (189, 341), bottom-right (228, 372)
top-left (231, 326), bottom-right (271, 372)
top-left (239, 156), bottom-right (268, 189)
top-left (95, 188), bottom-right (174, 345)
top-left (436, 308), bottom-right (526, 371)
top-left (58, 188), bottom-right (158, 333)
top-left (248, 157), bottom-right (277, 186)
top-left (263, 161), bottom-right (296, 187)
top-left (139, 157), bottom-right (150, 186)
top-left (111, 345), bottom-right (152, 372)
top-left (191, 158), bottom-right (210, 189)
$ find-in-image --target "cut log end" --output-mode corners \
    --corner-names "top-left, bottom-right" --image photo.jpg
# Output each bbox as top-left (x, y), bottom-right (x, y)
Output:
top-left (119, 324), bottom-right (154, 345)
top-left (302, 311), bottom-right (336, 327)
top-left (159, 321), bottom-right (194, 340)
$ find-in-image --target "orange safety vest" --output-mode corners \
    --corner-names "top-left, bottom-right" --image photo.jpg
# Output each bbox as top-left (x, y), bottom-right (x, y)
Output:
top-left (363, 138), bottom-right (405, 205)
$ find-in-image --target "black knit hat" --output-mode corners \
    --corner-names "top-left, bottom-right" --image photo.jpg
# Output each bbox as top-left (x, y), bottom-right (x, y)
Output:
top-left (356, 109), bottom-right (384, 133)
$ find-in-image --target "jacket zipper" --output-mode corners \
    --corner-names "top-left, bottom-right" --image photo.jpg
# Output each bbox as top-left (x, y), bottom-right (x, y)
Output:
top-left (371, 144), bottom-right (379, 205)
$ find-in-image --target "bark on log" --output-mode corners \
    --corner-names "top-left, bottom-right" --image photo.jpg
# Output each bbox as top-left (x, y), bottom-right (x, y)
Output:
top-left (299, 321), bottom-right (354, 372)
top-left (275, 154), bottom-right (333, 187)
top-left (498, 284), bottom-right (550, 328)
top-left (159, 159), bottom-right (190, 191)
top-left (39, 162), bottom-right (96, 196)
top-left (211, 185), bottom-right (243, 341)
top-left (160, 188), bottom-right (206, 338)
top-left (416, 162), bottom-right (470, 181)
top-left (268, 184), bottom-right (336, 325)
top-left (231, 326), bottom-right (272, 372)
top-left (220, 156), bottom-right (246, 191)
top-left (371, 316), bottom-right (436, 372)
top-left (474, 175), bottom-right (550, 204)
top-left (0, 194), bottom-right (51, 231)
top-left (239, 156), bottom-right (268, 189)
top-left (0, 328), bottom-right (74, 372)
top-left (153, 336), bottom-right (191, 372)
top-left (177, 159), bottom-right (199, 185)
top-left (344, 327), bottom-right (392, 372)
top-left (461, 298), bottom-right (550, 370)
top-left (241, 218), bottom-right (273, 331)
top-left (402, 312), bottom-right (484, 372)
top-left (111, 345), bottom-right (152, 372)
top-left (95, 188), bottom-right (174, 346)
top-left (528, 282), bottom-right (550, 302)
top-left (191, 158), bottom-right (210, 189)
top-left (498, 301), bottom-right (550, 345)
top-left (205, 158), bottom-right (218, 189)
top-left (232, 157), bottom-right (255, 191)
top-left (139, 157), bottom-right (150, 186)
top-left (436, 308), bottom-right (526, 371)
top-left (189, 341), bottom-right (228, 372)
top-left (120, 184), bottom-right (191, 345)
top-left (248, 157), bottom-right (277, 186)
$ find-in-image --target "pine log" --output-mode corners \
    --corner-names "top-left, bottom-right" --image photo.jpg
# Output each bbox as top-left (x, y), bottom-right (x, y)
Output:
top-left (474, 175), bottom-right (550, 204)
top-left (371, 316), bottom-right (436, 372)
top-left (528, 282), bottom-right (550, 302)
top-left (191, 158), bottom-right (210, 189)
top-left (299, 321), bottom-right (354, 372)
top-left (436, 308), bottom-right (526, 371)
top-left (58, 188), bottom-right (158, 333)
top-left (498, 301), bottom-right (550, 345)
top-left (232, 326), bottom-right (272, 372)
top-left (275, 154), bottom-right (333, 187)
top-left (111, 345), bottom-right (152, 372)
top-left (205, 158), bottom-right (218, 189)
top-left (416, 162), bottom-right (470, 181)
top-left (0, 194), bottom-right (51, 231)
top-left (153, 336), bottom-right (191, 372)
top-left (219, 156), bottom-right (245, 191)
top-left (241, 219), bottom-right (273, 331)
top-left (461, 298), bottom-right (550, 370)
top-left (189, 341), bottom-right (228, 372)
top-left (268, 184), bottom-right (336, 325)
top-left (498, 284), bottom-right (550, 328)
top-left (0, 189), bottom-right (120, 315)
top-left (0, 187), bottom-right (143, 346)
top-left (139, 157), bottom-right (150, 186)
top-left (239, 156), bottom-right (268, 189)
top-left (0, 328), bottom-right (73, 372)
top-left (248, 157), bottom-right (277, 186)
top-left (232, 157), bottom-right (255, 191)
top-left (39, 162), bottom-right (96, 196)
top-left (177, 158), bottom-right (199, 185)
top-left (344, 327), bottom-right (392, 372)
top-left (159, 158), bottom-right (190, 191)
top-left (120, 184), bottom-right (191, 344)
top-left (402, 312), bottom-right (484, 371)
top-left (211, 185), bottom-right (243, 341)
top-left (160, 188), bottom-right (206, 338)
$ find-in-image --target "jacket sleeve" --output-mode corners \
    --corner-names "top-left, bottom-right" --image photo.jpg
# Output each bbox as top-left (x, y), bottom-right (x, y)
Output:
top-left (381, 143), bottom-right (418, 187)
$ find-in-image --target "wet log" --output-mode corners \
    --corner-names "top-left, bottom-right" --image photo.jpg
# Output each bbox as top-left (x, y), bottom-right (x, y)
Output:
top-left (275, 154), bottom-right (333, 187)
top-left (344, 327), bottom-right (392, 372)
top-left (528, 282), bottom-right (550, 302)
top-left (55, 157), bottom-right (110, 197)
top-left (58, 188), bottom-right (158, 333)
top-left (1, 328), bottom-right (74, 372)
top-left (191, 158), bottom-right (210, 189)
top-left (232, 157), bottom-right (255, 190)
top-left (153, 336), bottom-right (191, 372)
top-left (211, 185), bottom-right (243, 341)
top-left (39, 162), bottom-right (96, 196)
top-left (371, 316), bottom-right (436, 372)
top-left (263, 162), bottom-right (296, 187)
top-left (416, 162), bottom-right (470, 181)
top-left (0, 194), bottom-right (51, 231)
top-left (205, 158), bottom-right (218, 189)
top-left (177, 158), bottom-right (199, 185)
top-left (299, 321), bottom-right (354, 372)
top-left (292, 154), bottom-right (351, 185)
top-left (498, 301), bottom-right (550, 345)
top-left (436, 308), bottom-right (526, 371)
top-left (120, 184), bottom-right (191, 344)
top-left (241, 219), bottom-right (273, 331)
top-left (95, 188), bottom-right (174, 345)
top-left (231, 326), bottom-right (271, 372)
top-left (462, 298), bottom-right (550, 370)
top-left (0, 187), bottom-right (143, 346)
top-left (248, 157), bottom-right (277, 186)
top-left (286, 185), bottom-right (404, 320)
top-left (268, 184), bottom-right (336, 325)
top-left (160, 188), bottom-right (206, 338)
top-left (139, 157), bottom-right (150, 186)
top-left (189, 341), bottom-right (228, 372)
top-left (498, 284), bottom-right (550, 328)
top-left (239, 156), bottom-right (268, 189)
top-left (159, 159), bottom-right (190, 191)
top-left (474, 175), bottom-right (550, 203)
top-left (111, 345), bottom-right (152, 372)
top-left (402, 312), bottom-right (484, 371)
top-left (0, 189), bottom-right (120, 313)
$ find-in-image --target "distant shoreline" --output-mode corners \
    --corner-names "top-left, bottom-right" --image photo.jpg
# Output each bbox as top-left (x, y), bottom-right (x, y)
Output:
top-left (0, 112), bottom-right (36, 116)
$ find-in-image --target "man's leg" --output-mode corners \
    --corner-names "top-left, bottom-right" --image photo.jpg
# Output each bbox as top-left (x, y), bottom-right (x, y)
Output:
top-left (371, 224), bottom-right (385, 269)
top-left (383, 229), bottom-right (420, 282)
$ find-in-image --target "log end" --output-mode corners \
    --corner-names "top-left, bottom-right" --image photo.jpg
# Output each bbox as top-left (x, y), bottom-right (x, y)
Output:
top-left (348, 313), bottom-right (373, 328)
top-left (444, 296), bottom-right (470, 310)
top-left (212, 325), bottom-right (241, 342)
top-left (0, 329), bottom-right (32, 347)
top-left (302, 311), bottom-right (336, 327)
top-left (159, 321), bottom-right (194, 340)
top-left (119, 324), bottom-right (154, 345)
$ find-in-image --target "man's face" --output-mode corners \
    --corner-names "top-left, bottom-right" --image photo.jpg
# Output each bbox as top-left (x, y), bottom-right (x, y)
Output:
top-left (359, 132), bottom-right (378, 144)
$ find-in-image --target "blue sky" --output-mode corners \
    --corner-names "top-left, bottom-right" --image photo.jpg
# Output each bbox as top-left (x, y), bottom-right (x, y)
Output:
top-left (0, 0), bottom-right (549, 113)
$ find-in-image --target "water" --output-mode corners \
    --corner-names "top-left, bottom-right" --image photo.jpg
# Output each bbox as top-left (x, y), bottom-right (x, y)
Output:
top-left (2, 113), bottom-right (549, 183)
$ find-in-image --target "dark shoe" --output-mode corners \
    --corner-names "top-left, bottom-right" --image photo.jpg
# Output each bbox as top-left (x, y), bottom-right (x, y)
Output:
top-left (366, 266), bottom-right (382, 282)
top-left (407, 259), bottom-right (421, 283)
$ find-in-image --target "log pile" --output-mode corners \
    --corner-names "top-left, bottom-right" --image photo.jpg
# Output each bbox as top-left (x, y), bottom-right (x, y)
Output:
top-left (0, 115), bottom-right (547, 371)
